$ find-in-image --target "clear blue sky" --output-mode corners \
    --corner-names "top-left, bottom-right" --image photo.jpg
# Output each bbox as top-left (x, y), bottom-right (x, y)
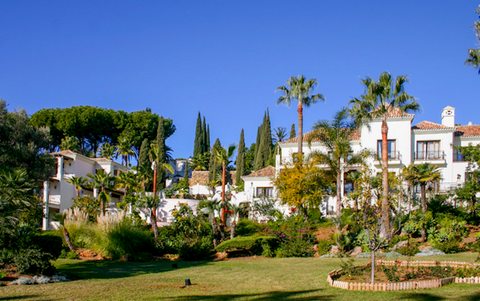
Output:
top-left (1, 1), bottom-right (479, 160)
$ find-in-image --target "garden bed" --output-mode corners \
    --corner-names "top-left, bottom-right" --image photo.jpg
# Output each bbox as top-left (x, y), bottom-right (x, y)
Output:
top-left (327, 260), bottom-right (480, 291)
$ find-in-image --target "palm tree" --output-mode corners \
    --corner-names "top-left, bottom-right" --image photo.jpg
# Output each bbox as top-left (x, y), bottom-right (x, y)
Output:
top-left (466, 49), bottom-right (480, 74)
top-left (276, 75), bottom-right (325, 155)
top-left (227, 203), bottom-right (242, 239)
top-left (67, 176), bottom-right (87, 198)
top-left (201, 199), bottom-right (221, 247)
top-left (115, 171), bottom-right (139, 198)
top-left (272, 126), bottom-right (287, 145)
top-left (117, 136), bottom-right (136, 167)
top-left (87, 170), bottom-right (116, 215)
top-left (214, 144), bottom-right (237, 225)
top-left (404, 163), bottom-right (441, 241)
top-left (149, 143), bottom-right (174, 227)
top-left (60, 136), bottom-right (80, 152)
top-left (349, 71), bottom-right (420, 238)
top-left (346, 170), bottom-right (362, 211)
top-left (98, 142), bottom-right (117, 159)
top-left (135, 194), bottom-right (161, 238)
top-left (308, 109), bottom-right (366, 225)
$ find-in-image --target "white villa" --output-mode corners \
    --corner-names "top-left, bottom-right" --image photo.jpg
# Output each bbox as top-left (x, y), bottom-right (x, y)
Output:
top-left (42, 150), bottom-right (129, 230)
top-left (273, 105), bottom-right (480, 214)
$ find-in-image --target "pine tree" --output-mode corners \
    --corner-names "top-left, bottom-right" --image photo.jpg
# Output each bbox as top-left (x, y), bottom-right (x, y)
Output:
top-left (289, 123), bottom-right (296, 139)
top-left (193, 112), bottom-right (203, 157)
top-left (156, 116), bottom-right (166, 190)
top-left (236, 129), bottom-right (245, 185)
top-left (209, 138), bottom-right (222, 182)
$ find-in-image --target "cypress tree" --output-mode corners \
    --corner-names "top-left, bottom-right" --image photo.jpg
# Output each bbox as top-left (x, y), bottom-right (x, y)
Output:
top-left (253, 122), bottom-right (263, 168)
top-left (193, 112), bottom-right (202, 157)
top-left (202, 116), bottom-right (208, 154)
top-left (208, 138), bottom-right (222, 182)
top-left (138, 138), bottom-right (150, 174)
top-left (263, 109), bottom-right (273, 163)
top-left (206, 124), bottom-right (210, 152)
top-left (156, 116), bottom-right (166, 190)
top-left (289, 123), bottom-right (296, 139)
top-left (236, 129), bottom-right (245, 185)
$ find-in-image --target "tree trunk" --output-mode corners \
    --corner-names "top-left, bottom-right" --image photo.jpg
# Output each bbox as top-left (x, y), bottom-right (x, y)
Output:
top-left (297, 102), bottom-right (303, 155)
top-left (100, 187), bottom-right (105, 216)
top-left (62, 226), bottom-right (76, 253)
top-left (420, 184), bottom-right (427, 242)
top-left (221, 162), bottom-right (226, 225)
top-left (336, 170), bottom-right (342, 222)
top-left (381, 117), bottom-right (390, 238)
top-left (371, 250), bottom-right (376, 284)
top-left (212, 216), bottom-right (218, 248)
top-left (153, 168), bottom-right (157, 219)
top-left (151, 209), bottom-right (159, 238)
top-left (230, 220), bottom-right (236, 240)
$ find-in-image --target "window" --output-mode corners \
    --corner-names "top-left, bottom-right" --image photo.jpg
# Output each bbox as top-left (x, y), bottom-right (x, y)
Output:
top-left (416, 141), bottom-right (442, 160)
top-left (377, 140), bottom-right (397, 159)
top-left (453, 150), bottom-right (466, 162)
top-left (256, 187), bottom-right (273, 197)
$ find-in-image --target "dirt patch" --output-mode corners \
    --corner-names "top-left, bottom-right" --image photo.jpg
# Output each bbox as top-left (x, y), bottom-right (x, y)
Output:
top-left (463, 225), bottom-right (480, 244)
top-left (314, 226), bottom-right (335, 241)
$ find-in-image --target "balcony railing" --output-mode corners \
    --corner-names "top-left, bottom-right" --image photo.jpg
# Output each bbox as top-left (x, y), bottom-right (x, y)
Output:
top-left (414, 150), bottom-right (445, 160)
top-left (375, 151), bottom-right (401, 161)
top-left (48, 195), bottom-right (61, 205)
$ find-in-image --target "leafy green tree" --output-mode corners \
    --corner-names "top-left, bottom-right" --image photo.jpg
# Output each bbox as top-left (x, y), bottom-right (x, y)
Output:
top-left (0, 100), bottom-right (54, 181)
top-left (245, 143), bottom-right (256, 172)
top-left (276, 75), bottom-right (325, 155)
top-left (289, 124), bottom-right (296, 139)
top-left (349, 72), bottom-right (419, 238)
top-left (203, 117), bottom-right (209, 153)
top-left (465, 5), bottom-right (480, 74)
top-left (214, 144), bottom-right (237, 225)
top-left (273, 154), bottom-right (328, 221)
top-left (255, 110), bottom-right (273, 170)
top-left (236, 129), bottom-right (246, 185)
top-left (117, 135), bottom-right (136, 167)
top-left (191, 153), bottom-right (209, 171)
top-left (200, 199), bottom-right (221, 247)
top-left (404, 163), bottom-right (442, 241)
top-left (308, 109), bottom-right (367, 223)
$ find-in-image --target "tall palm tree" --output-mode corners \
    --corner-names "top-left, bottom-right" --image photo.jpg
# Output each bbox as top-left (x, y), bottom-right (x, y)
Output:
top-left (276, 75), bottom-right (325, 155)
top-left (272, 126), bottom-right (287, 145)
top-left (87, 170), bottom-right (116, 215)
top-left (135, 194), bottom-right (161, 238)
top-left (149, 143), bottom-right (174, 226)
top-left (98, 142), bottom-right (117, 159)
top-left (214, 144), bottom-right (237, 225)
top-left (117, 136), bottom-right (136, 167)
top-left (115, 171), bottom-right (139, 198)
top-left (227, 203), bottom-right (242, 239)
top-left (349, 71), bottom-right (420, 238)
top-left (466, 49), bottom-right (480, 74)
top-left (67, 176), bottom-right (87, 198)
top-left (308, 109), bottom-right (366, 224)
top-left (404, 163), bottom-right (441, 241)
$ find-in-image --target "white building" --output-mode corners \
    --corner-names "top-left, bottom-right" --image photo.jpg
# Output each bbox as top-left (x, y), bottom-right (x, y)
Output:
top-left (42, 150), bottom-right (129, 230)
top-left (275, 105), bottom-right (480, 214)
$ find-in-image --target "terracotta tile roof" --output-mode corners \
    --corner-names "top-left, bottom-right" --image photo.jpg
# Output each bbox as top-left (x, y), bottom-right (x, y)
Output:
top-left (383, 106), bottom-right (415, 118)
top-left (51, 150), bottom-right (111, 162)
top-left (243, 166), bottom-right (275, 178)
top-left (412, 121), bottom-right (454, 131)
top-left (90, 158), bottom-right (111, 162)
top-left (455, 124), bottom-right (480, 137)
top-left (281, 129), bottom-right (361, 144)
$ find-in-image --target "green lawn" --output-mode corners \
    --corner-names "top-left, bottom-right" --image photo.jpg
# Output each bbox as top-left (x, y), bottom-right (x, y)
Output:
top-left (2, 253), bottom-right (480, 300)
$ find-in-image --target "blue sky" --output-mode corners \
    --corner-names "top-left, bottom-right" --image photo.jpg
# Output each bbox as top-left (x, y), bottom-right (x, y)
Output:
top-left (1, 1), bottom-right (479, 160)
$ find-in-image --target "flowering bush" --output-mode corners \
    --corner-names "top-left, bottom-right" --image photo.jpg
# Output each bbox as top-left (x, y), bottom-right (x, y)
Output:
top-left (73, 196), bottom-right (100, 220)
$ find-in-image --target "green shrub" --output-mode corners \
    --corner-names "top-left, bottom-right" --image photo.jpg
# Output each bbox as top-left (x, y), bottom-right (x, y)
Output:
top-left (432, 240), bottom-right (462, 254)
top-left (317, 239), bottom-right (334, 256)
top-left (388, 235), bottom-right (409, 248)
top-left (235, 219), bottom-right (263, 236)
top-left (261, 240), bottom-right (274, 257)
top-left (396, 244), bottom-right (419, 257)
top-left (14, 249), bottom-right (56, 275)
top-left (178, 237), bottom-right (213, 261)
top-left (0, 248), bottom-right (15, 266)
top-left (280, 237), bottom-right (314, 257)
top-left (216, 236), bottom-right (277, 255)
top-left (31, 234), bottom-right (63, 258)
top-left (0, 270), bottom-right (5, 279)
top-left (59, 249), bottom-right (79, 259)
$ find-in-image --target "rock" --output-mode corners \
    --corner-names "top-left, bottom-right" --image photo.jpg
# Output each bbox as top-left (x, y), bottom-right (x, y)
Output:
top-left (33, 275), bottom-right (51, 284)
top-left (350, 246), bottom-right (363, 257)
top-left (52, 273), bottom-right (70, 282)
top-left (415, 248), bottom-right (445, 257)
top-left (214, 252), bottom-right (228, 261)
top-left (391, 240), bottom-right (409, 251)
top-left (77, 249), bottom-right (97, 258)
top-left (418, 245), bottom-right (431, 251)
top-left (329, 245), bottom-right (341, 255)
top-left (11, 277), bottom-right (35, 285)
top-left (356, 252), bottom-right (372, 258)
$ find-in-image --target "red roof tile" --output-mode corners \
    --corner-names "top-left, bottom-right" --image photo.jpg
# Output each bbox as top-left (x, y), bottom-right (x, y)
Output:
top-left (412, 121), bottom-right (454, 130)
top-left (282, 129), bottom-right (361, 144)
top-left (455, 124), bottom-right (480, 137)
top-left (243, 166), bottom-right (275, 178)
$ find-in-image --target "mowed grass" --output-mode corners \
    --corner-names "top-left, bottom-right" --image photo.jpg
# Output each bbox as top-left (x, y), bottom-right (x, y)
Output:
top-left (2, 253), bottom-right (480, 300)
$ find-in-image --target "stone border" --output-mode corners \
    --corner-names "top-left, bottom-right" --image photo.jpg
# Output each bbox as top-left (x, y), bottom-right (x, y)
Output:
top-left (327, 261), bottom-right (480, 291)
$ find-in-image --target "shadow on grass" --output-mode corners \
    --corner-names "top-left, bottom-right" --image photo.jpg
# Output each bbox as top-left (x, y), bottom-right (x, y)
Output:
top-left (0, 296), bottom-right (42, 301)
top-left (398, 293), bottom-right (446, 301)
top-left (161, 289), bottom-right (332, 300)
top-left (55, 259), bottom-right (211, 280)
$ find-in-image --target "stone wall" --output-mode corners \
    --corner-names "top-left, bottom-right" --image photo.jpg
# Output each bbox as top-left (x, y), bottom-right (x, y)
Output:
top-left (189, 170), bottom-right (237, 186)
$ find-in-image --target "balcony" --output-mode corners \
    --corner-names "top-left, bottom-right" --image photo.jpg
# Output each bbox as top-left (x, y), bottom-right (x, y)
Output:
top-left (48, 195), bottom-right (61, 205)
top-left (374, 151), bottom-right (402, 166)
top-left (414, 150), bottom-right (446, 165)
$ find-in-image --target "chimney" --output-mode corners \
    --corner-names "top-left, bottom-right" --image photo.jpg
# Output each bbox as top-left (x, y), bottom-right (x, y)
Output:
top-left (441, 106), bottom-right (455, 127)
